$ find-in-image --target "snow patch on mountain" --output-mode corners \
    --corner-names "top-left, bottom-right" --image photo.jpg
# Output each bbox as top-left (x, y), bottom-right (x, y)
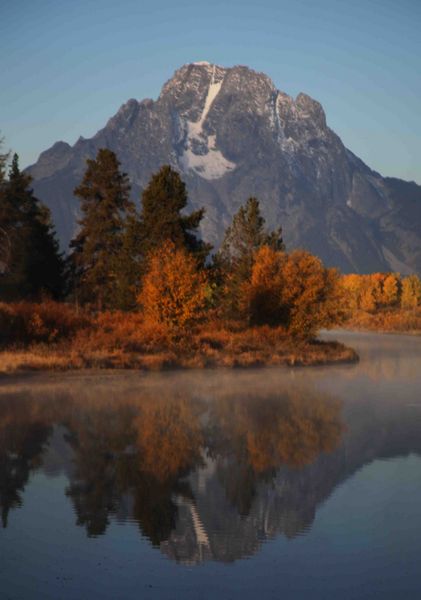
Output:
top-left (180, 65), bottom-right (236, 180)
top-left (180, 140), bottom-right (236, 180)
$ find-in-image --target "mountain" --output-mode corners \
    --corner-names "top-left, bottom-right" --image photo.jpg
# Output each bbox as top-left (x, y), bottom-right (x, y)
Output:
top-left (27, 61), bottom-right (421, 274)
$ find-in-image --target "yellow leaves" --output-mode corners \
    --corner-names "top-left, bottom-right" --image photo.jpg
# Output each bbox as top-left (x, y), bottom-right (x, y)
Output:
top-left (383, 274), bottom-right (399, 306)
top-left (341, 272), bottom-right (421, 313)
top-left (401, 275), bottom-right (421, 309)
top-left (137, 240), bottom-right (208, 332)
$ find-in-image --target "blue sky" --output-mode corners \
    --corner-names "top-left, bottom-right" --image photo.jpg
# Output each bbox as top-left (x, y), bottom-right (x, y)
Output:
top-left (1, 0), bottom-right (420, 182)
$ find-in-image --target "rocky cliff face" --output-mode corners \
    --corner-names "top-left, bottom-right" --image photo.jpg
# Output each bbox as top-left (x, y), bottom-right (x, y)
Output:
top-left (27, 62), bottom-right (421, 273)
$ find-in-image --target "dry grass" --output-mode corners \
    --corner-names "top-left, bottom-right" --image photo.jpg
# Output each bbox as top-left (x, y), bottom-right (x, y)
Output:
top-left (0, 300), bottom-right (89, 344)
top-left (0, 313), bottom-right (357, 374)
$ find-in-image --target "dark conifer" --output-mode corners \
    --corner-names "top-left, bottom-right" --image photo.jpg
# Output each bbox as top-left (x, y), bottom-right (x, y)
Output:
top-left (138, 165), bottom-right (211, 266)
top-left (0, 134), bottom-right (8, 183)
top-left (0, 137), bottom-right (11, 276)
top-left (70, 148), bottom-right (135, 309)
top-left (216, 197), bottom-right (284, 316)
top-left (0, 154), bottom-right (64, 299)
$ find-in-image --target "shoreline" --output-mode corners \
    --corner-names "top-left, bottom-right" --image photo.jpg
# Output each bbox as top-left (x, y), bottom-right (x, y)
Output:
top-left (0, 339), bottom-right (358, 376)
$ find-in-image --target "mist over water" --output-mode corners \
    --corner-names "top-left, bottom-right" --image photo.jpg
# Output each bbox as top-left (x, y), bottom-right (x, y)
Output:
top-left (1, 331), bottom-right (421, 599)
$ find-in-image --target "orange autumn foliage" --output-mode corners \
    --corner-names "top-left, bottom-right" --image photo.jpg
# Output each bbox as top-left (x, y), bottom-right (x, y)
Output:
top-left (281, 250), bottom-right (344, 337)
top-left (340, 272), bottom-right (421, 332)
top-left (240, 247), bottom-right (343, 336)
top-left (0, 300), bottom-right (88, 345)
top-left (137, 241), bottom-right (208, 331)
top-left (241, 245), bottom-right (286, 326)
top-left (341, 272), bottom-right (421, 312)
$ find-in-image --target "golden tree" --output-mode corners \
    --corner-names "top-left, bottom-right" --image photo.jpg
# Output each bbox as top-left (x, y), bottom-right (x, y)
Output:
top-left (341, 274), bottom-right (363, 311)
top-left (281, 250), bottom-right (343, 337)
top-left (401, 275), bottom-right (421, 309)
top-left (240, 245), bottom-right (286, 326)
top-left (382, 273), bottom-right (399, 307)
top-left (137, 241), bottom-right (208, 331)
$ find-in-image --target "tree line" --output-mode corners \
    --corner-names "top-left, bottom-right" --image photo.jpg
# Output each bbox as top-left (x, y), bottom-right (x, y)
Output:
top-left (6, 144), bottom-right (409, 338)
top-left (342, 272), bottom-right (421, 312)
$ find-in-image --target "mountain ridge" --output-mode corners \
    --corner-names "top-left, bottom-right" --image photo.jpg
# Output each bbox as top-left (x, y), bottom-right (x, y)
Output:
top-left (27, 61), bottom-right (421, 274)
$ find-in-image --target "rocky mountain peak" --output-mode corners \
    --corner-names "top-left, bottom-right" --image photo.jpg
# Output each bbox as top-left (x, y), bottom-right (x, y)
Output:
top-left (26, 61), bottom-right (421, 275)
top-left (295, 93), bottom-right (326, 127)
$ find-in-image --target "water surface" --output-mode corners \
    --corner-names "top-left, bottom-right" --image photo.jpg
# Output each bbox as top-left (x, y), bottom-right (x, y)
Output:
top-left (1, 331), bottom-right (421, 599)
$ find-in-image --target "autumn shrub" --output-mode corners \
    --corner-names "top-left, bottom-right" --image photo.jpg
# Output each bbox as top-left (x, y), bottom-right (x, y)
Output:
top-left (230, 246), bottom-right (344, 337)
top-left (137, 241), bottom-right (208, 332)
top-left (73, 310), bottom-right (171, 353)
top-left (279, 251), bottom-right (344, 337)
top-left (240, 246), bottom-right (287, 326)
top-left (0, 300), bottom-right (88, 345)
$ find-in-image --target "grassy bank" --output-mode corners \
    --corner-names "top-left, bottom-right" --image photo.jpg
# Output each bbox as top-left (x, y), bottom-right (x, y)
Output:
top-left (0, 338), bottom-right (357, 374)
top-left (0, 302), bottom-right (357, 374)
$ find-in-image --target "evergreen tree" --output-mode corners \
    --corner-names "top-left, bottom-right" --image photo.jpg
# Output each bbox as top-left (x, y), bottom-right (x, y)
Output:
top-left (70, 148), bottom-right (134, 309)
top-left (0, 135), bottom-right (11, 275)
top-left (0, 134), bottom-right (8, 183)
top-left (138, 165), bottom-right (211, 266)
top-left (216, 197), bottom-right (284, 315)
top-left (0, 154), bottom-right (64, 299)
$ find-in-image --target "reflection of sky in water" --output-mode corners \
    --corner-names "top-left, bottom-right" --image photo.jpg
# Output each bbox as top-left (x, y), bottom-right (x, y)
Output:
top-left (1, 331), bottom-right (421, 599)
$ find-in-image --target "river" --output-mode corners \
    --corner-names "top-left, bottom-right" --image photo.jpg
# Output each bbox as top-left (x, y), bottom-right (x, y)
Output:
top-left (0, 331), bottom-right (421, 599)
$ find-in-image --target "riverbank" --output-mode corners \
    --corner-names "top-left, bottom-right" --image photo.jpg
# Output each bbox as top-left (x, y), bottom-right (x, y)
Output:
top-left (0, 335), bottom-right (357, 374)
top-left (0, 302), bottom-right (358, 374)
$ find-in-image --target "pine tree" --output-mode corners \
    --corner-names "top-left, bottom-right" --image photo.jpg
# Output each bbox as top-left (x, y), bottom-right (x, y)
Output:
top-left (0, 154), bottom-right (64, 299)
top-left (138, 165), bottom-right (211, 266)
top-left (216, 197), bottom-right (284, 316)
top-left (0, 134), bottom-right (8, 183)
top-left (0, 136), bottom-right (11, 276)
top-left (70, 148), bottom-right (135, 309)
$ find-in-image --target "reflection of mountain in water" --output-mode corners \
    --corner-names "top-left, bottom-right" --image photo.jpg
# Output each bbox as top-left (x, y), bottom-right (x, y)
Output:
top-left (1, 363), bottom-right (421, 564)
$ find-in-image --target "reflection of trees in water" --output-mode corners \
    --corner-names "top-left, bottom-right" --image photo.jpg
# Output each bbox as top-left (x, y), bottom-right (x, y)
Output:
top-left (62, 394), bottom-right (204, 541)
top-left (3, 366), bottom-right (421, 564)
top-left (0, 383), bottom-right (342, 553)
top-left (209, 391), bottom-right (342, 516)
top-left (0, 381), bottom-right (347, 568)
top-left (135, 396), bottom-right (203, 482)
top-left (132, 396), bottom-right (203, 545)
top-left (0, 394), bottom-right (51, 527)
top-left (64, 403), bottom-right (137, 536)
